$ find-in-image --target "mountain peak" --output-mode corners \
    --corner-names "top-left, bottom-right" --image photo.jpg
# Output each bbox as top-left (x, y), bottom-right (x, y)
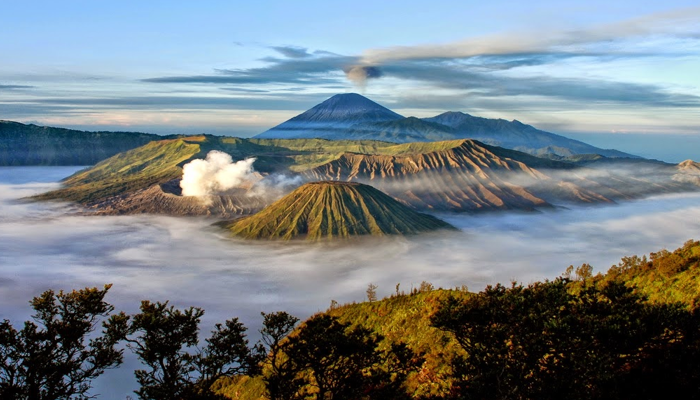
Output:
top-left (291, 93), bottom-right (403, 123)
top-left (255, 93), bottom-right (403, 139)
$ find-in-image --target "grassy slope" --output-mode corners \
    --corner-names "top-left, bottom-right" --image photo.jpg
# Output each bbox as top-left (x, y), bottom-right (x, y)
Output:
top-left (36, 135), bottom-right (569, 205)
top-left (225, 182), bottom-right (454, 241)
top-left (35, 139), bottom-right (201, 203)
top-left (214, 289), bottom-right (470, 399)
top-left (214, 240), bottom-right (700, 399)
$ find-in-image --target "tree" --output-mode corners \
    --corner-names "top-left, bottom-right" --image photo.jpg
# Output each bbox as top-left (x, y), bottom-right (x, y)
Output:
top-left (366, 283), bottom-right (378, 303)
top-left (281, 315), bottom-right (382, 399)
top-left (258, 312), bottom-right (300, 400)
top-left (432, 278), bottom-right (700, 400)
top-left (0, 285), bottom-right (128, 400)
top-left (127, 301), bottom-right (258, 400)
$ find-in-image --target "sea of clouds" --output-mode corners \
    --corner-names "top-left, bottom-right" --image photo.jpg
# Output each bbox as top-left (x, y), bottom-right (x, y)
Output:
top-left (1, 166), bottom-right (700, 397)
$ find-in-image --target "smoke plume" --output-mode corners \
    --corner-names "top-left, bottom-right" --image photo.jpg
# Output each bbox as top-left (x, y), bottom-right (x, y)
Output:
top-left (344, 65), bottom-right (383, 88)
top-left (180, 151), bottom-right (259, 197)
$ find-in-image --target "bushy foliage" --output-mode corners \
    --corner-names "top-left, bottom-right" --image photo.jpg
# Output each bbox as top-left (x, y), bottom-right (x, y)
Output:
top-left (432, 278), bottom-right (700, 400)
top-left (0, 285), bottom-right (128, 400)
top-left (126, 301), bottom-right (259, 400)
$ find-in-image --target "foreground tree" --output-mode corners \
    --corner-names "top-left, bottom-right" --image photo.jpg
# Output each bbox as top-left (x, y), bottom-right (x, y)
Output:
top-left (432, 278), bottom-right (700, 400)
top-left (265, 314), bottom-right (419, 399)
top-left (127, 301), bottom-right (259, 400)
top-left (0, 285), bottom-right (128, 399)
top-left (258, 311), bottom-right (300, 400)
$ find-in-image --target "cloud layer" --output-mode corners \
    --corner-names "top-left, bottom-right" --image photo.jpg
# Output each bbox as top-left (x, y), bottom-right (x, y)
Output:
top-left (3, 166), bottom-right (700, 395)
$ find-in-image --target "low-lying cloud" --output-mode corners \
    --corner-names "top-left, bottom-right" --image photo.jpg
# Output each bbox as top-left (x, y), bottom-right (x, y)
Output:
top-left (2, 167), bottom-right (700, 397)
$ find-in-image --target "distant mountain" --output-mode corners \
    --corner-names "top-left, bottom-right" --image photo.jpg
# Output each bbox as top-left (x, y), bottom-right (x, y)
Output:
top-left (674, 160), bottom-right (700, 186)
top-left (0, 120), bottom-right (167, 166)
top-left (221, 181), bottom-right (454, 241)
top-left (256, 93), bottom-right (403, 139)
top-left (256, 94), bottom-right (636, 159)
top-left (423, 112), bottom-right (632, 158)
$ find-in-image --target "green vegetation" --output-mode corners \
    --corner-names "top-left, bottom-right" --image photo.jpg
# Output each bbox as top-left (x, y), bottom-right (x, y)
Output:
top-left (0, 120), bottom-right (166, 166)
top-left (6, 241), bottom-right (700, 399)
top-left (36, 138), bottom-right (201, 203)
top-left (0, 285), bottom-right (129, 399)
top-left (36, 135), bottom-right (490, 205)
top-left (592, 239), bottom-right (700, 306)
top-left (222, 182), bottom-right (455, 241)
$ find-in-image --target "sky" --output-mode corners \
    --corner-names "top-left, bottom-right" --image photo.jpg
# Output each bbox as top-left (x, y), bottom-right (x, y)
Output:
top-left (0, 1), bottom-right (699, 145)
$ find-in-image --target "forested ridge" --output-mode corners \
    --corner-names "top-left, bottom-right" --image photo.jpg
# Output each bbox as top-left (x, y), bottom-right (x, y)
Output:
top-left (0, 121), bottom-right (168, 166)
top-left (2, 240), bottom-right (700, 399)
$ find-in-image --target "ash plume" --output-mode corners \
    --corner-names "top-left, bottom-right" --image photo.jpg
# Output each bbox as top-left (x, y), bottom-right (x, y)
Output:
top-left (344, 65), bottom-right (383, 89)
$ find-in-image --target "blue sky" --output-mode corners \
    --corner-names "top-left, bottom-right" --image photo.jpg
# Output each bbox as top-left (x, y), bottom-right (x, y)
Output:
top-left (1, 1), bottom-right (699, 147)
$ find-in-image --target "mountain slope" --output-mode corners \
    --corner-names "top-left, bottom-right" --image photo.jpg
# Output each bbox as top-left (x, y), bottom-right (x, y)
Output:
top-left (674, 160), bottom-right (700, 186)
top-left (256, 93), bottom-right (403, 139)
top-left (0, 120), bottom-right (166, 165)
top-left (36, 136), bottom-right (699, 217)
top-left (423, 111), bottom-right (633, 158)
top-left (222, 181), bottom-right (454, 241)
top-left (303, 139), bottom-right (557, 211)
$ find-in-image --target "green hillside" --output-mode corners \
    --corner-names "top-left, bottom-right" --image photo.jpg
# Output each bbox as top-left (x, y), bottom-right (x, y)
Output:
top-left (35, 138), bottom-right (202, 203)
top-left (222, 181), bottom-right (455, 240)
top-left (0, 120), bottom-right (166, 166)
top-left (37, 135), bottom-right (510, 206)
top-left (593, 239), bottom-right (700, 306)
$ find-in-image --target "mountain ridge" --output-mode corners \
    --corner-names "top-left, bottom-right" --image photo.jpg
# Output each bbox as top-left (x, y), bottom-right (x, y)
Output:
top-left (256, 93), bottom-right (636, 159)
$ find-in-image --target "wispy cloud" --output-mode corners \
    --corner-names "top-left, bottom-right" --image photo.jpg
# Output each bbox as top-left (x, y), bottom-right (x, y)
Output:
top-left (359, 7), bottom-right (700, 63)
top-left (0, 84), bottom-right (35, 90)
top-left (270, 45), bottom-right (313, 59)
top-left (142, 54), bottom-right (355, 85)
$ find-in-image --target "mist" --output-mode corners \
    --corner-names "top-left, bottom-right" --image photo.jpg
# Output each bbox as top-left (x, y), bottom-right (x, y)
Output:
top-left (2, 166), bottom-right (700, 398)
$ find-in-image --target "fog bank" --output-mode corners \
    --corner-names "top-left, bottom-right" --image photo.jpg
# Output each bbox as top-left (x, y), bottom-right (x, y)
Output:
top-left (1, 166), bottom-right (699, 398)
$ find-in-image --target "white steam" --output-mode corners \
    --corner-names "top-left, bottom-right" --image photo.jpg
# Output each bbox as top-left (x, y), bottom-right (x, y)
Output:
top-left (180, 151), bottom-right (259, 197)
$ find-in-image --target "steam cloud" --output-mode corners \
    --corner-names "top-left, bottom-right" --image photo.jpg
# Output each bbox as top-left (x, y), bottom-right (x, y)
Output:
top-left (180, 151), bottom-right (260, 197)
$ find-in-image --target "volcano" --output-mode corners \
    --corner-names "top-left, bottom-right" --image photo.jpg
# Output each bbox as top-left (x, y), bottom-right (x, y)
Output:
top-left (222, 181), bottom-right (454, 241)
top-left (255, 93), bottom-right (403, 139)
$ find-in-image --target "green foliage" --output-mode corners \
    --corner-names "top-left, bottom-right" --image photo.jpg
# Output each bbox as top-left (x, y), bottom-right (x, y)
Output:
top-left (601, 239), bottom-right (700, 306)
top-left (0, 285), bottom-right (128, 399)
top-left (224, 182), bottom-right (454, 240)
top-left (127, 301), bottom-right (258, 400)
top-left (269, 314), bottom-right (418, 400)
top-left (37, 139), bottom-right (201, 204)
top-left (432, 279), bottom-right (700, 400)
top-left (258, 312), bottom-right (300, 400)
top-left (327, 290), bottom-right (470, 397)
